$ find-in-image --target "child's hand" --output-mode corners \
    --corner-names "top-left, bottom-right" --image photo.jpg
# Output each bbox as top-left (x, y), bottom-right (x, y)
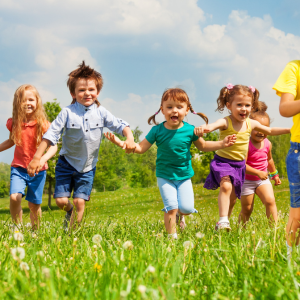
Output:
top-left (257, 171), bottom-right (268, 181)
top-left (123, 138), bottom-right (136, 154)
top-left (222, 134), bottom-right (236, 148)
top-left (39, 156), bottom-right (47, 170)
top-left (27, 157), bottom-right (41, 177)
top-left (194, 124), bottom-right (212, 137)
top-left (273, 175), bottom-right (281, 186)
top-left (104, 132), bottom-right (125, 148)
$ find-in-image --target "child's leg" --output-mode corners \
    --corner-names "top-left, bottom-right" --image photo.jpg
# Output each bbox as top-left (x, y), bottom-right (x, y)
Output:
top-left (70, 197), bottom-right (86, 228)
top-left (10, 193), bottom-right (23, 224)
top-left (286, 208), bottom-right (300, 246)
top-left (177, 179), bottom-right (196, 216)
top-left (157, 177), bottom-right (179, 235)
top-left (218, 176), bottom-right (233, 218)
top-left (239, 194), bottom-right (255, 224)
top-left (56, 197), bottom-right (73, 212)
top-left (28, 202), bottom-right (41, 229)
top-left (228, 190), bottom-right (237, 218)
top-left (164, 209), bottom-right (178, 234)
top-left (256, 183), bottom-right (278, 223)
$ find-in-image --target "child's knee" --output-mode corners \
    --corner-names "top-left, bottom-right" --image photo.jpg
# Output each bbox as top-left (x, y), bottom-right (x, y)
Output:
top-left (56, 197), bottom-right (69, 207)
top-left (28, 202), bottom-right (40, 212)
top-left (10, 193), bottom-right (21, 203)
top-left (178, 203), bottom-right (196, 215)
top-left (220, 180), bottom-right (232, 194)
top-left (241, 205), bottom-right (253, 216)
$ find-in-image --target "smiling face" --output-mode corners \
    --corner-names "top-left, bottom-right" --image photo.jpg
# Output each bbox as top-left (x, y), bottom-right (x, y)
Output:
top-left (226, 94), bottom-right (252, 123)
top-left (251, 115), bottom-right (270, 142)
top-left (71, 78), bottom-right (100, 107)
top-left (160, 97), bottom-right (189, 129)
top-left (23, 89), bottom-right (38, 120)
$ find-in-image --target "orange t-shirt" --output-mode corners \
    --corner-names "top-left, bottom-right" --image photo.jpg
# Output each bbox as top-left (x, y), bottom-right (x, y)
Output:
top-left (6, 118), bottom-right (50, 171)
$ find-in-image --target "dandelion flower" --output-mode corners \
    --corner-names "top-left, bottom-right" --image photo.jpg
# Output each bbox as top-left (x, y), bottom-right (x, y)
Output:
top-left (42, 267), bottom-right (50, 279)
top-left (93, 245), bottom-right (97, 249)
top-left (57, 236), bottom-right (62, 243)
top-left (25, 223), bottom-right (31, 228)
top-left (189, 290), bottom-right (196, 296)
top-left (196, 232), bottom-right (204, 239)
top-left (297, 271), bottom-right (300, 276)
top-left (167, 247), bottom-right (172, 253)
top-left (147, 266), bottom-right (155, 273)
top-left (123, 241), bottom-right (134, 250)
top-left (92, 234), bottom-right (102, 244)
top-left (94, 263), bottom-right (102, 273)
top-left (14, 232), bottom-right (24, 241)
top-left (11, 247), bottom-right (25, 260)
top-left (183, 241), bottom-right (194, 249)
top-left (138, 285), bottom-right (147, 293)
top-left (36, 251), bottom-right (44, 257)
top-left (20, 262), bottom-right (29, 271)
top-left (32, 233), bottom-right (37, 238)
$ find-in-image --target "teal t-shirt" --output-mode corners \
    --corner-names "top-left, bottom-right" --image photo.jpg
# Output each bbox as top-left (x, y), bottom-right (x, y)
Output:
top-left (145, 121), bottom-right (199, 181)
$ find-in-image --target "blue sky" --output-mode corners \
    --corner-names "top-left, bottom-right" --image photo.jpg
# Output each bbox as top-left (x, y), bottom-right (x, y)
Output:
top-left (0, 0), bottom-right (299, 163)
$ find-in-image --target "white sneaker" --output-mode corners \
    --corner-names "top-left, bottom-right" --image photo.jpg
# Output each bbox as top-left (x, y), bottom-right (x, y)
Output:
top-left (215, 221), bottom-right (231, 231)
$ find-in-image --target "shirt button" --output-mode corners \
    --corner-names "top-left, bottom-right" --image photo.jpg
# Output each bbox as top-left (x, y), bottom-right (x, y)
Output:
top-left (85, 119), bottom-right (88, 121)
top-left (295, 150), bottom-right (298, 153)
top-left (85, 109), bottom-right (87, 111)
top-left (86, 130), bottom-right (88, 132)
top-left (72, 124), bottom-right (74, 127)
top-left (96, 124), bottom-right (98, 126)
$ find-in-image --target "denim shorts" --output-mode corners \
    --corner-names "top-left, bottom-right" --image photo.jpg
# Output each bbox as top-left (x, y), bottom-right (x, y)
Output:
top-left (286, 142), bottom-right (300, 208)
top-left (157, 177), bottom-right (198, 214)
top-left (54, 156), bottom-right (96, 201)
top-left (10, 167), bottom-right (47, 205)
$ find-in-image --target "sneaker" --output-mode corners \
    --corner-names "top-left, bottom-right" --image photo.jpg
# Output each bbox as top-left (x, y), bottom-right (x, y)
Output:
top-left (215, 221), bottom-right (231, 231)
top-left (64, 212), bottom-right (71, 232)
top-left (176, 213), bottom-right (186, 230)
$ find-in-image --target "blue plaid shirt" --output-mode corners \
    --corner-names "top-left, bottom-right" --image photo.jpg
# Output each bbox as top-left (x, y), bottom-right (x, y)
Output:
top-left (43, 101), bottom-right (129, 173)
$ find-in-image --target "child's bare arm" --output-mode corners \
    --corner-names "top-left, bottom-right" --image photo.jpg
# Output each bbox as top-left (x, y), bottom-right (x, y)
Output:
top-left (27, 139), bottom-right (52, 177)
top-left (0, 139), bottom-right (14, 152)
top-left (122, 126), bottom-right (135, 153)
top-left (194, 118), bottom-right (227, 137)
top-left (279, 93), bottom-right (300, 118)
top-left (104, 132), bottom-right (126, 148)
top-left (134, 139), bottom-right (152, 154)
top-left (39, 144), bottom-right (58, 169)
top-left (267, 143), bottom-right (281, 186)
top-left (250, 119), bottom-right (290, 136)
top-left (193, 134), bottom-right (236, 152)
top-left (245, 164), bottom-right (268, 180)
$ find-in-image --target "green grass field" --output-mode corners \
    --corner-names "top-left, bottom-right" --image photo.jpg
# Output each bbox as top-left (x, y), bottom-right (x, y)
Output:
top-left (0, 179), bottom-right (299, 299)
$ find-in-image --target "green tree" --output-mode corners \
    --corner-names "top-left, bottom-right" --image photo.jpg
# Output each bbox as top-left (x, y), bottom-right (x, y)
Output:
top-left (44, 99), bottom-right (62, 207)
top-left (191, 132), bottom-right (219, 183)
top-left (0, 180), bottom-right (9, 198)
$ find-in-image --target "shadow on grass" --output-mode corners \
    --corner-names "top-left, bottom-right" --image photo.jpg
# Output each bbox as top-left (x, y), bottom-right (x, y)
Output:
top-left (0, 205), bottom-right (61, 215)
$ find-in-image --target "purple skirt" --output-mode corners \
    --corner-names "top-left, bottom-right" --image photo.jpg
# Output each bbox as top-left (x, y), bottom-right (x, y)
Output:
top-left (204, 154), bottom-right (246, 199)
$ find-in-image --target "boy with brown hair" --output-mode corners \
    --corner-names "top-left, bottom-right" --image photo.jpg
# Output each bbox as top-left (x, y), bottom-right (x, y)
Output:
top-left (28, 61), bottom-right (135, 230)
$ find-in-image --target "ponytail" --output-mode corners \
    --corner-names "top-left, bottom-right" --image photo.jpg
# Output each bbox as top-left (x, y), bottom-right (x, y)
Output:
top-left (250, 88), bottom-right (260, 111)
top-left (189, 104), bottom-right (208, 124)
top-left (216, 87), bottom-right (230, 113)
top-left (148, 108), bottom-right (161, 125)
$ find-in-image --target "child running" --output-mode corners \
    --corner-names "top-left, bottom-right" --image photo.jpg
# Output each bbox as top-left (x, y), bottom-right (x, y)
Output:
top-left (239, 102), bottom-right (283, 225)
top-left (195, 84), bottom-right (290, 231)
top-left (105, 88), bottom-right (236, 239)
top-left (0, 84), bottom-right (57, 229)
top-left (273, 60), bottom-right (300, 259)
top-left (27, 61), bottom-right (135, 230)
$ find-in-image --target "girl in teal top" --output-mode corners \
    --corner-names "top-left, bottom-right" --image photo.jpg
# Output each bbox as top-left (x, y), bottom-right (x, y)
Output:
top-left (105, 88), bottom-right (236, 239)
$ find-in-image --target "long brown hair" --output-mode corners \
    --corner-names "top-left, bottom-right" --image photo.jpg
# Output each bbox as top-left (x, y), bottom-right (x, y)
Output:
top-left (10, 84), bottom-right (48, 147)
top-left (216, 84), bottom-right (260, 113)
top-left (67, 61), bottom-right (103, 107)
top-left (148, 88), bottom-right (208, 125)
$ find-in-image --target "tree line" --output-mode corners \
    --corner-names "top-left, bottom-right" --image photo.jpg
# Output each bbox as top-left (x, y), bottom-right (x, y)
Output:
top-left (0, 100), bottom-right (291, 200)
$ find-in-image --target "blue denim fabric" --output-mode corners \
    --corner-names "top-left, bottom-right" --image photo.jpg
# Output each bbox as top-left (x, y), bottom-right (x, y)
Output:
top-left (157, 177), bottom-right (198, 214)
top-left (286, 142), bottom-right (300, 208)
top-left (54, 156), bottom-right (96, 201)
top-left (43, 101), bottom-right (129, 173)
top-left (10, 167), bottom-right (46, 204)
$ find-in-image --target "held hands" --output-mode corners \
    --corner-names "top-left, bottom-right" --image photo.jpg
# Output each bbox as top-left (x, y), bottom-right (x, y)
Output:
top-left (104, 132), bottom-right (136, 153)
top-left (194, 124), bottom-right (212, 137)
top-left (27, 157), bottom-right (41, 177)
top-left (222, 134), bottom-right (236, 148)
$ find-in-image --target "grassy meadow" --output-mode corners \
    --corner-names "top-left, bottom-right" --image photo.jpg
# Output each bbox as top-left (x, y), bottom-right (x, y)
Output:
top-left (0, 179), bottom-right (299, 299)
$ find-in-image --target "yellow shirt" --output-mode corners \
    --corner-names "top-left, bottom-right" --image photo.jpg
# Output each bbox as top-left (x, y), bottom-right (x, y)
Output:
top-left (273, 60), bottom-right (300, 143)
top-left (216, 116), bottom-right (251, 161)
